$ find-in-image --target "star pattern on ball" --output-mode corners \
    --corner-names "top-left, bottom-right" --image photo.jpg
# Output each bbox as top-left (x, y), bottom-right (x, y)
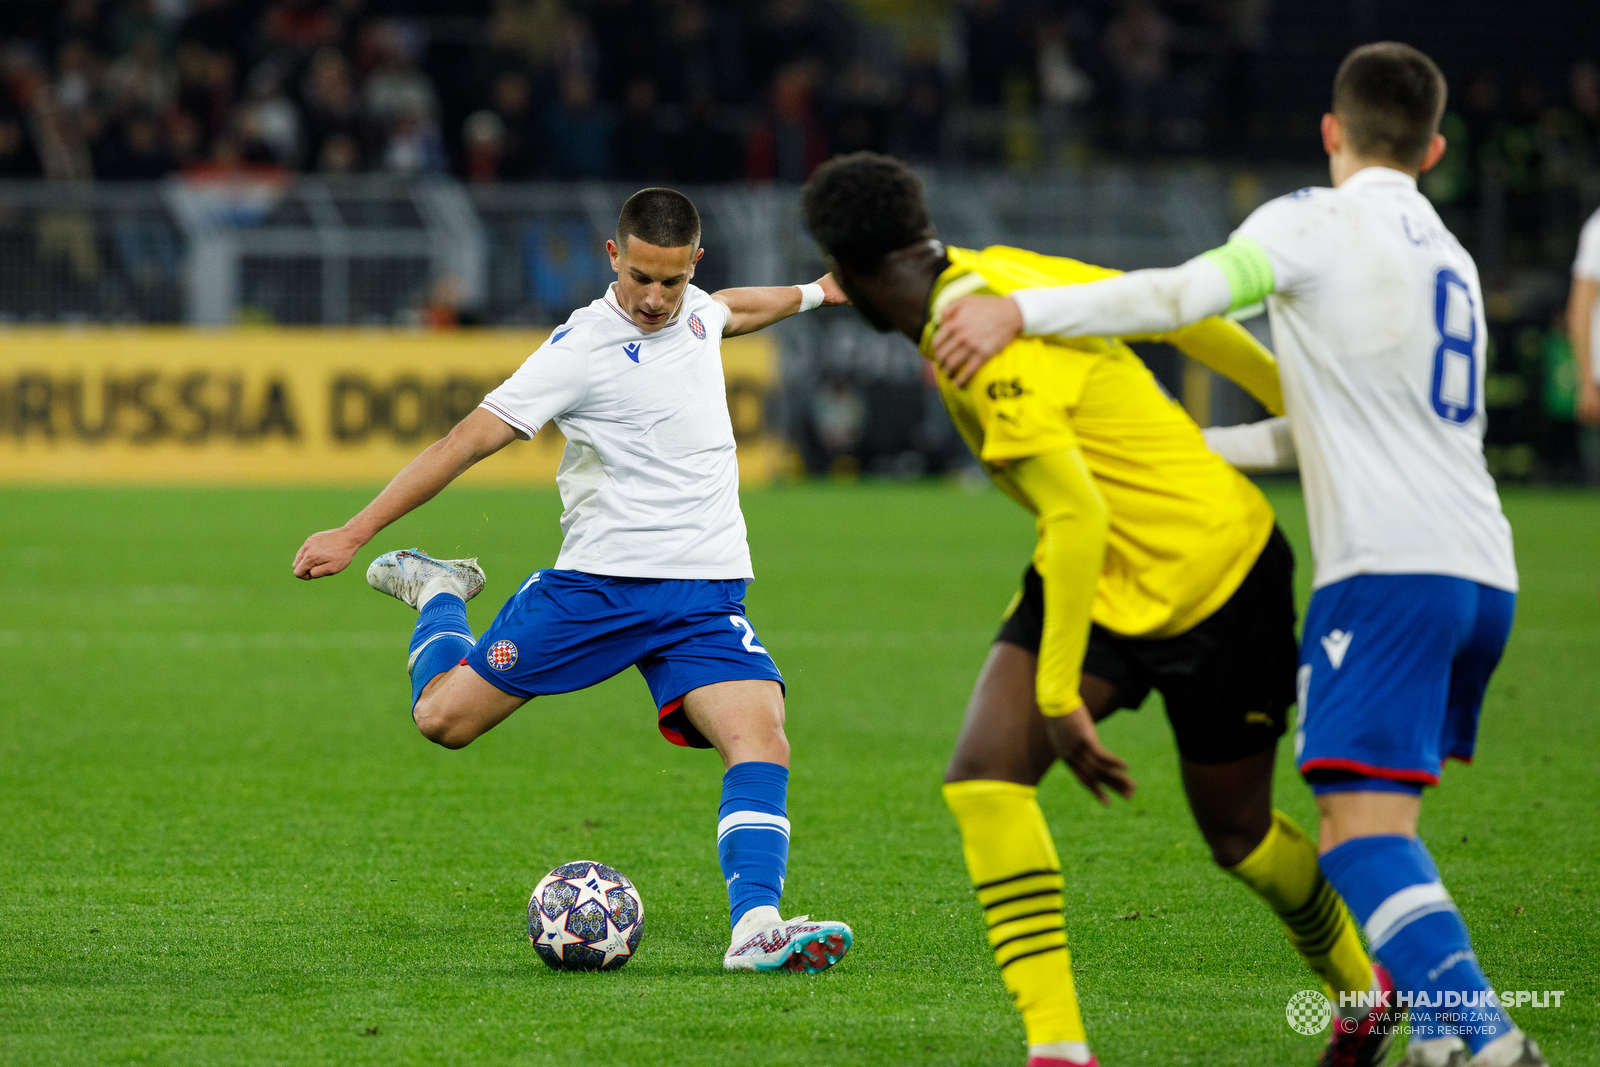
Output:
top-left (535, 906), bottom-right (586, 962)
top-left (588, 913), bottom-right (636, 967)
top-left (564, 865), bottom-right (622, 911)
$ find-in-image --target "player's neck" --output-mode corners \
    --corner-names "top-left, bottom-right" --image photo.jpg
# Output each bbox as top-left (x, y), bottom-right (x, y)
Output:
top-left (857, 240), bottom-right (950, 343)
top-left (1330, 154), bottom-right (1419, 186)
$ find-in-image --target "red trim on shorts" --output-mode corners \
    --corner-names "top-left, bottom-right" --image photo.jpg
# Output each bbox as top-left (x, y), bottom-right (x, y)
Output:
top-left (1299, 757), bottom-right (1440, 786)
top-left (657, 697), bottom-right (691, 748)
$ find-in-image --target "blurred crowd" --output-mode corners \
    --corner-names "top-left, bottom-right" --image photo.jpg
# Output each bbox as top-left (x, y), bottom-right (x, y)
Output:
top-left (0, 0), bottom-right (1323, 185)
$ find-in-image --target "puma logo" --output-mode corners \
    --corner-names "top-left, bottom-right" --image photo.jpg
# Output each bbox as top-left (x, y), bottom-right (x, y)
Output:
top-left (1321, 629), bottom-right (1353, 669)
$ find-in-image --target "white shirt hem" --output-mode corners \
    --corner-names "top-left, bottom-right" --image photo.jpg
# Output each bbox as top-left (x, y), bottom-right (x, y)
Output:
top-left (1312, 559), bottom-right (1518, 595)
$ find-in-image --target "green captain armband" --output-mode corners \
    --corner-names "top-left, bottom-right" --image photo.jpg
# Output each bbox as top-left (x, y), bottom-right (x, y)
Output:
top-left (1200, 235), bottom-right (1275, 312)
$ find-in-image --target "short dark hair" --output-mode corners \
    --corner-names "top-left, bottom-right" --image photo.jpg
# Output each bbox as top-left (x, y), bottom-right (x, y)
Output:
top-left (616, 187), bottom-right (701, 250)
top-left (1332, 42), bottom-right (1447, 168)
top-left (801, 152), bottom-right (935, 274)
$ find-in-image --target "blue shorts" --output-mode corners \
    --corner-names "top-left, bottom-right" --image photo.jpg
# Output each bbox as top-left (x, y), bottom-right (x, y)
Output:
top-left (1295, 574), bottom-right (1514, 789)
top-left (463, 570), bottom-right (784, 748)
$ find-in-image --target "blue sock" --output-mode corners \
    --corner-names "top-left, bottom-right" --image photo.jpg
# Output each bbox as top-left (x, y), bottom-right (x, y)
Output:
top-left (407, 593), bottom-right (475, 710)
top-left (716, 761), bottom-right (789, 928)
top-left (1320, 835), bottom-right (1515, 1053)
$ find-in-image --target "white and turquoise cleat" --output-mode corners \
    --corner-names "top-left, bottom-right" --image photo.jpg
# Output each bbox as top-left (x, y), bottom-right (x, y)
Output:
top-left (365, 549), bottom-right (486, 609)
top-left (722, 912), bottom-right (853, 974)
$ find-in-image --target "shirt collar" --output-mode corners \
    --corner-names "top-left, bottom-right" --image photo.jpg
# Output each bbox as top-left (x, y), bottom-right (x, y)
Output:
top-left (1341, 165), bottom-right (1418, 191)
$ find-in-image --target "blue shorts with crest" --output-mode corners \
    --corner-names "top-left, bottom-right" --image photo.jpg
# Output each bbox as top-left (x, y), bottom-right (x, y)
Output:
top-left (462, 570), bottom-right (784, 748)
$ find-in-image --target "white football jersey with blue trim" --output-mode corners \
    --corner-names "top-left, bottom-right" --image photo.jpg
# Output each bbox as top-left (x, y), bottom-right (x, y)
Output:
top-left (480, 283), bottom-right (752, 580)
top-left (1237, 167), bottom-right (1517, 592)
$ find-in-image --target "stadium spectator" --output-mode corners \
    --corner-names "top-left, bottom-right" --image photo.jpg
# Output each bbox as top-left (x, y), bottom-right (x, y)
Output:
top-left (614, 79), bottom-right (669, 183)
top-left (242, 64), bottom-right (302, 167)
top-left (1103, 0), bottom-right (1172, 151)
top-left (0, 110), bottom-right (43, 177)
top-left (670, 89), bottom-right (742, 183)
top-left (316, 130), bottom-right (360, 173)
top-left (301, 47), bottom-right (367, 168)
top-left (895, 37), bottom-right (947, 161)
top-left (486, 69), bottom-right (539, 180)
top-left (462, 109), bottom-right (506, 183)
top-left (829, 61), bottom-right (891, 157)
top-left (964, 0), bottom-right (1027, 108)
top-left (746, 63), bottom-right (827, 182)
top-left (382, 104), bottom-right (445, 174)
top-left (542, 72), bottom-right (612, 179)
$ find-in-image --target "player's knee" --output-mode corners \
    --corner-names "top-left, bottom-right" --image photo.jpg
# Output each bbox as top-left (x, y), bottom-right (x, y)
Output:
top-left (412, 696), bottom-right (475, 750)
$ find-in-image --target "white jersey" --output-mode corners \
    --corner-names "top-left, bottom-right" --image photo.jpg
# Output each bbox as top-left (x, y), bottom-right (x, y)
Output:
top-left (1573, 207), bottom-right (1600, 385)
top-left (480, 283), bottom-right (752, 580)
top-left (1237, 166), bottom-right (1517, 592)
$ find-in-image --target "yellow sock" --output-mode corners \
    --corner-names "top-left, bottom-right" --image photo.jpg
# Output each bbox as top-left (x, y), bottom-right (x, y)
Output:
top-left (1227, 810), bottom-right (1373, 1000)
top-left (943, 780), bottom-right (1088, 1048)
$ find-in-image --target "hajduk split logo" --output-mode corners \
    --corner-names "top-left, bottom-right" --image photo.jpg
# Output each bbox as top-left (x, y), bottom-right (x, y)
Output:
top-left (1286, 989), bottom-right (1333, 1035)
top-left (487, 640), bottom-right (518, 671)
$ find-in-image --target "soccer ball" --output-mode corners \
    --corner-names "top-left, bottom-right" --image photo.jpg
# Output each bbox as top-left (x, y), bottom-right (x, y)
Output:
top-left (527, 860), bottom-right (645, 971)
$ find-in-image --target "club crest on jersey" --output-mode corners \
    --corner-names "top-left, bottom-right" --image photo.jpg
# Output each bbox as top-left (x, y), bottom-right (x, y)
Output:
top-left (487, 639), bottom-right (518, 671)
top-left (624, 342), bottom-right (642, 363)
top-left (688, 312), bottom-right (705, 339)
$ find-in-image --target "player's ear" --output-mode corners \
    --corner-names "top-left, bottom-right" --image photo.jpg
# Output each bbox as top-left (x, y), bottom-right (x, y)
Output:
top-left (1320, 113), bottom-right (1342, 157)
top-left (1419, 133), bottom-right (1447, 174)
top-left (692, 246), bottom-right (705, 270)
top-left (607, 239), bottom-right (622, 274)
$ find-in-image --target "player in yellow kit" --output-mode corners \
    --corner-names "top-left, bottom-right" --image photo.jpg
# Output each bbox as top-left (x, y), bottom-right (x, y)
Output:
top-left (802, 153), bottom-right (1396, 1067)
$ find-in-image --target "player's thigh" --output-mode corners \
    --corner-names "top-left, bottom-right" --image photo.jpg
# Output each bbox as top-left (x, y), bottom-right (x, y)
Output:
top-left (945, 641), bottom-right (1058, 786)
top-left (681, 678), bottom-right (788, 767)
top-left (413, 663), bottom-right (528, 748)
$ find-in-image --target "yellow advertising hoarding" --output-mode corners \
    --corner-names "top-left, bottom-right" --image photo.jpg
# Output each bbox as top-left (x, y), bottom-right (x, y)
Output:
top-left (0, 329), bottom-right (782, 485)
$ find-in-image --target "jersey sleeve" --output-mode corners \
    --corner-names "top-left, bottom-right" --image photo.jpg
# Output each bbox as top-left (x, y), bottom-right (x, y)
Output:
top-left (1574, 208), bottom-right (1600, 281)
top-left (479, 324), bottom-right (591, 439)
top-left (1231, 191), bottom-right (1334, 298)
top-left (1158, 317), bottom-right (1283, 415)
top-left (1005, 449), bottom-right (1109, 717)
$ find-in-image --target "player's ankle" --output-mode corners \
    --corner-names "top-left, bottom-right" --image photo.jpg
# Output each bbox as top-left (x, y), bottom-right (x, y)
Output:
top-left (730, 904), bottom-right (780, 941)
top-left (1026, 1040), bottom-right (1094, 1066)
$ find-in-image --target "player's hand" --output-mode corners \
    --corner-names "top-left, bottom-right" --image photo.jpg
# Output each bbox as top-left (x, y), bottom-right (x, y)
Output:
top-left (932, 294), bottom-right (1024, 387)
top-left (815, 272), bottom-right (850, 307)
top-left (292, 525), bottom-right (367, 580)
top-left (1041, 706), bottom-right (1137, 806)
top-left (1579, 379), bottom-right (1600, 427)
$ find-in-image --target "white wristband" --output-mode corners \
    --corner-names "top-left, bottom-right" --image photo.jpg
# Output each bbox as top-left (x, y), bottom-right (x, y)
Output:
top-left (796, 283), bottom-right (826, 313)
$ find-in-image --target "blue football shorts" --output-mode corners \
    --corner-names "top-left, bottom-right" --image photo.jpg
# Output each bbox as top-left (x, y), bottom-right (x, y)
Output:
top-left (462, 570), bottom-right (784, 748)
top-left (1295, 573), bottom-right (1515, 790)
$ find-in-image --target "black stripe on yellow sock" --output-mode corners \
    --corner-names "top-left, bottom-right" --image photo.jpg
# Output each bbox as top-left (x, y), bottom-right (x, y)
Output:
top-left (986, 906), bottom-right (1064, 930)
top-left (998, 942), bottom-right (1069, 970)
top-left (975, 868), bottom-right (1061, 892)
top-left (1280, 880), bottom-right (1338, 924)
top-left (991, 923), bottom-right (1066, 954)
top-left (1283, 887), bottom-right (1341, 940)
top-left (982, 887), bottom-right (1065, 912)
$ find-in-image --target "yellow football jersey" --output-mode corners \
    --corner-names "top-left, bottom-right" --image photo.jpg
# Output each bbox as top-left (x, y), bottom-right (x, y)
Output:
top-left (923, 245), bottom-right (1278, 640)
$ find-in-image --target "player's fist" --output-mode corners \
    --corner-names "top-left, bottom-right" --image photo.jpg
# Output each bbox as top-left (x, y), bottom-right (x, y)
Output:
top-left (814, 273), bottom-right (851, 307)
top-left (293, 526), bottom-right (367, 579)
top-left (932, 294), bottom-right (1024, 387)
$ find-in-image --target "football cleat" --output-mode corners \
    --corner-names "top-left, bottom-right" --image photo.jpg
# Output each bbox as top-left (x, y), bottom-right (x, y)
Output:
top-left (1469, 1032), bottom-right (1547, 1067)
top-left (366, 548), bottom-right (485, 609)
top-left (722, 914), bottom-right (852, 973)
top-left (1399, 1038), bottom-right (1469, 1067)
top-left (1026, 1043), bottom-right (1098, 1067)
top-left (1320, 963), bottom-right (1402, 1067)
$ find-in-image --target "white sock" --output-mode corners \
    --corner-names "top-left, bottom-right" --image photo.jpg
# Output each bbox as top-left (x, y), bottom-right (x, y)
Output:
top-left (416, 576), bottom-right (461, 612)
top-left (730, 905), bottom-right (781, 943)
top-left (1027, 1041), bottom-right (1093, 1065)
top-left (1407, 1036), bottom-right (1469, 1067)
top-left (1472, 1030), bottom-right (1527, 1067)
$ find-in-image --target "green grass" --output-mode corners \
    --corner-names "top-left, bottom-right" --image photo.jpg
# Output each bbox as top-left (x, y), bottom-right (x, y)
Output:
top-left (1, 481), bottom-right (1596, 1066)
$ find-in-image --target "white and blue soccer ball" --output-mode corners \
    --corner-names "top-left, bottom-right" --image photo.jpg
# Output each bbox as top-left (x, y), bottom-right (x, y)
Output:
top-left (527, 860), bottom-right (645, 972)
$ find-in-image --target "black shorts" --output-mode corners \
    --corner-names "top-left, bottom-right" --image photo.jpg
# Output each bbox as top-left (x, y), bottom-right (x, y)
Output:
top-left (995, 526), bottom-right (1299, 765)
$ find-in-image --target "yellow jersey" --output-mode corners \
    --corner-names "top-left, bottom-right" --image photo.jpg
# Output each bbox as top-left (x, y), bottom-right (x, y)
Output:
top-left (923, 245), bottom-right (1279, 640)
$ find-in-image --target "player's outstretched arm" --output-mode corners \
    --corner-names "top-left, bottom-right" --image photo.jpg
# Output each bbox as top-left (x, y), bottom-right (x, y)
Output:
top-left (713, 273), bottom-right (848, 336)
top-left (933, 254), bottom-right (1242, 387)
top-left (1202, 416), bottom-right (1298, 472)
top-left (292, 407), bottom-right (516, 580)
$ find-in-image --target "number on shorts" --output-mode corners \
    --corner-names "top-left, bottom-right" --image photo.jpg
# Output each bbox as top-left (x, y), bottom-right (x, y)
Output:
top-left (1429, 268), bottom-right (1478, 424)
top-left (729, 615), bottom-right (768, 655)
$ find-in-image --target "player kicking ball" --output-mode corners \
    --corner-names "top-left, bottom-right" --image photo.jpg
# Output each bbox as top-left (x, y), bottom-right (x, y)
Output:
top-left (932, 44), bottom-right (1541, 1067)
top-left (292, 188), bottom-right (853, 975)
top-left (802, 153), bottom-right (1389, 1067)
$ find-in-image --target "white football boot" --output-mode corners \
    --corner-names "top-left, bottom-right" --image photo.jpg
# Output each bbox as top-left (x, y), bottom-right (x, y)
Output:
top-left (1469, 1032), bottom-right (1547, 1067)
top-left (366, 549), bottom-right (486, 610)
top-left (722, 906), bottom-right (852, 973)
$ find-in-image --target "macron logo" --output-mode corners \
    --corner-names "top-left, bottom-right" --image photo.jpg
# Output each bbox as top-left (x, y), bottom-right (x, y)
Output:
top-left (624, 342), bottom-right (642, 363)
top-left (1321, 629), bottom-right (1353, 669)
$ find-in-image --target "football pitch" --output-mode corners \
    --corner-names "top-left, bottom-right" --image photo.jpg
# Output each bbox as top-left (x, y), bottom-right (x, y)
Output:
top-left (2, 481), bottom-right (1596, 1066)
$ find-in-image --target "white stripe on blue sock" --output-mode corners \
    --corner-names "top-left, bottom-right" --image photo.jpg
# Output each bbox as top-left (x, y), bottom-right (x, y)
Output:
top-left (1365, 881), bottom-right (1456, 951)
top-left (407, 631), bottom-right (476, 673)
top-left (716, 811), bottom-right (792, 843)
